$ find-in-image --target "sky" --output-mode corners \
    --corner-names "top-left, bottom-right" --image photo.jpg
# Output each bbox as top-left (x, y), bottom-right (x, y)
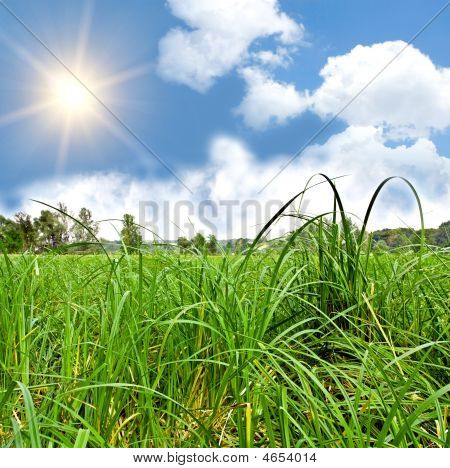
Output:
top-left (0, 0), bottom-right (449, 240)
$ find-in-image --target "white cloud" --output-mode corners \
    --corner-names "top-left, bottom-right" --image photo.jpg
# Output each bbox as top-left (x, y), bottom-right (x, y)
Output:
top-left (202, 129), bottom-right (449, 232)
top-left (252, 47), bottom-right (292, 68)
top-left (16, 172), bottom-right (193, 241)
top-left (294, 126), bottom-right (450, 227)
top-left (12, 128), bottom-right (450, 240)
top-left (310, 41), bottom-right (450, 139)
top-left (157, 0), bottom-right (304, 92)
top-left (234, 67), bottom-right (308, 129)
top-left (234, 40), bottom-right (450, 133)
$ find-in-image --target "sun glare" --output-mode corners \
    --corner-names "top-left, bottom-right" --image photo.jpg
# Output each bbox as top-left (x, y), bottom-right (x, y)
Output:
top-left (53, 75), bottom-right (91, 114)
top-left (0, 0), bottom-right (154, 175)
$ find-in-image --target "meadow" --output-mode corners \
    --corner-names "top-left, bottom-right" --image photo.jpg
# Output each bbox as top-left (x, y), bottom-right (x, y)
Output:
top-left (0, 180), bottom-right (449, 448)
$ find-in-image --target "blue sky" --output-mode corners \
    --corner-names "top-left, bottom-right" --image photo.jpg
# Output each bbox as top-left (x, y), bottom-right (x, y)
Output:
top-left (0, 0), bottom-right (449, 238)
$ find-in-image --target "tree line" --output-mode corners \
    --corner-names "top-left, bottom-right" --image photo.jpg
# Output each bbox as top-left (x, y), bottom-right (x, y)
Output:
top-left (0, 201), bottom-right (234, 255)
top-left (0, 204), bottom-right (143, 253)
top-left (372, 221), bottom-right (450, 249)
top-left (1, 202), bottom-right (447, 254)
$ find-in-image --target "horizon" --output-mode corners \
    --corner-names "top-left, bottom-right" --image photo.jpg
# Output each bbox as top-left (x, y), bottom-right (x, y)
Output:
top-left (2, 201), bottom-right (448, 243)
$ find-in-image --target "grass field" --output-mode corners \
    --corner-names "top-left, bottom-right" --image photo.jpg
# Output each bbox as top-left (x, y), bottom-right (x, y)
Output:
top-left (0, 182), bottom-right (449, 448)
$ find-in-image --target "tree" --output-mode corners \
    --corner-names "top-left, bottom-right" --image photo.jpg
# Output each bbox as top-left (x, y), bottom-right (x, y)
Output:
top-left (34, 210), bottom-right (66, 251)
top-left (120, 214), bottom-right (142, 252)
top-left (373, 239), bottom-right (388, 252)
top-left (73, 207), bottom-right (99, 243)
top-left (15, 212), bottom-right (36, 251)
top-left (56, 202), bottom-right (71, 244)
top-left (177, 236), bottom-right (191, 251)
top-left (0, 216), bottom-right (23, 253)
top-left (206, 234), bottom-right (218, 254)
top-left (192, 232), bottom-right (206, 251)
top-left (235, 238), bottom-right (250, 253)
top-left (435, 221), bottom-right (450, 247)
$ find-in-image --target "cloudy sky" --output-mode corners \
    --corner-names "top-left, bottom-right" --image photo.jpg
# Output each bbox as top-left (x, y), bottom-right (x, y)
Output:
top-left (0, 0), bottom-right (449, 239)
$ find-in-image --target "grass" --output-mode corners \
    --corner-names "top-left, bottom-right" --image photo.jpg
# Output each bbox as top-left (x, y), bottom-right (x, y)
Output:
top-left (0, 177), bottom-right (449, 448)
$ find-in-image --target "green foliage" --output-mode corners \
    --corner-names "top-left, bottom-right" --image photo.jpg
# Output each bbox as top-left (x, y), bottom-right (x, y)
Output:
top-left (372, 221), bottom-right (449, 249)
top-left (234, 237), bottom-right (250, 253)
top-left (0, 179), bottom-right (448, 448)
top-left (120, 213), bottom-right (142, 252)
top-left (192, 232), bottom-right (206, 251)
top-left (56, 202), bottom-right (71, 244)
top-left (0, 203), bottom-right (101, 254)
top-left (33, 210), bottom-right (67, 251)
top-left (0, 238), bottom-right (447, 448)
top-left (72, 207), bottom-right (100, 249)
top-left (177, 236), bottom-right (191, 251)
top-left (206, 234), bottom-right (218, 254)
top-left (15, 212), bottom-right (36, 251)
top-left (0, 215), bottom-right (23, 253)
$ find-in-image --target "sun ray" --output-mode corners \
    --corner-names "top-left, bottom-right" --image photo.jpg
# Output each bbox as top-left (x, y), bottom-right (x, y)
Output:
top-left (74, 1), bottom-right (93, 73)
top-left (0, 34), bottom-right (54, 81)
top-left (0, 101), bottom-right (55, 127)
top-left (95, 62), bottom-right (153, 90)
top-left (55, 114), bottom-right (72, 174)
top-left (1, 4), bottom-right (159, 174)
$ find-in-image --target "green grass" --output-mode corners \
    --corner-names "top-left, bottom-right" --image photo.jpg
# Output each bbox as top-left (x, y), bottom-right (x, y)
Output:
top-left (0, 179), bottom-right (449, 448)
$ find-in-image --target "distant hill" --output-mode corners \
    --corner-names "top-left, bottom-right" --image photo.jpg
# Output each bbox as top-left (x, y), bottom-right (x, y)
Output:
top-left (131, 222), bottom-right (450, 253)
top-left (371, 221), bottom-right (449, 249)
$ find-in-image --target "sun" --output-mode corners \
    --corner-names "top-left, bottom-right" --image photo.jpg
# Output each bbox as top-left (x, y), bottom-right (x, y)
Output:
top-left (0, 0), bottom-right (154, 174)
top-left (52, 74), bottom-right (92, 115)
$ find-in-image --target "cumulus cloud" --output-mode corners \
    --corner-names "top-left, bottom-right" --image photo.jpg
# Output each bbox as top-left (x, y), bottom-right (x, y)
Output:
top-left (201, 129), bottom-right (450, 231)
top-left (310, 41), bottom-right (450, 139)
top-left (235, 40), bottom-right (450, 134)
top-left (252, 47), bottom-right (293, 68)
top-left (234, 67), bottom-right (308, 129)
top-left (158, 9), bottom-right (450, 136)
top-left (157, 0), bottom-right (304, 92)
top-left (13, 128), bottom-right (450, 240)
top-left (16, 172), bottom-right (193, 241)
